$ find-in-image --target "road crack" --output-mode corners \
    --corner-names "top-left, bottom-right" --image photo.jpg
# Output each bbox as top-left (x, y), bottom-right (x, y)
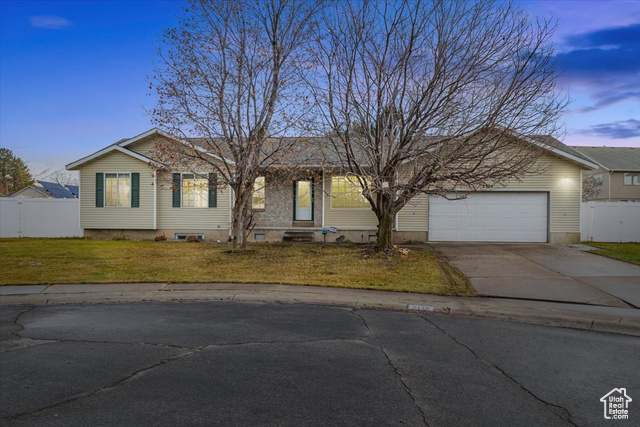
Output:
top-left (2, 347), bottom-right (202, 423)
top-left (351, 308), bottom-right (371, 341)
top-left (352, 310), bottom-right (429, 426)
top-left (421, 315), bottom-right (576, 426)
top-left (10, 305), bottom-right (36, 339)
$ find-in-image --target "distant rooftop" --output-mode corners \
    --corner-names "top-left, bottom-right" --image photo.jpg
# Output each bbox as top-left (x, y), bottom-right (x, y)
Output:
top-left (570, 146), bottom-right (640, 171)
top-left (36, 181), bottom-right (78, 198)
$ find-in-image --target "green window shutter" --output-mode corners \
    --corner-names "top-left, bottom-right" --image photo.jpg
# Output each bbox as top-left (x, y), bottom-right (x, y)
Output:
top-left (131, 173), bottom-right (140, 208)
top-left (172, 173), bottom-right (181, 207)
top-left (95, 173), bottom-right (104, 207)
top-left (208, 172), bottom-right (217, 208)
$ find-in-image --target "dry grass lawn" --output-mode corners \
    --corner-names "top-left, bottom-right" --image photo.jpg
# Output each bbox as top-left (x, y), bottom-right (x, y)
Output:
top-left (0, 238), bottom-right (474, 296)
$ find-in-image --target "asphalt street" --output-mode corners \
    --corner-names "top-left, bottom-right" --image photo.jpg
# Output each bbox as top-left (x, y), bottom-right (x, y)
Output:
top-left (1, 301), bottom-right (638, 426)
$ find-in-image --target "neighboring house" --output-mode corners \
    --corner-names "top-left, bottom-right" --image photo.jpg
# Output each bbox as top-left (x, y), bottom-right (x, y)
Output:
top-left (66, 128), bottom-right (597, 244)
top-left (571, 146), bottom-right (640, 202)
top-left (11, 181), bottom-right (79, 199)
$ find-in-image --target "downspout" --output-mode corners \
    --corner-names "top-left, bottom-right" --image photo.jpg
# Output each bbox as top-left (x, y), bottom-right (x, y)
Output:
top-left (153, 170), bottom-right (157, 230)
top-left (608, 170), bottom-right (613, 202)
top-left (228, 185), bottom-right (233, 240)
top-left (579, 170), bottom-right (584, 241)
top-left (321, 170), bottom-right (325, 228)
top-left (78, 171), bottom-right (83, 236)
top-left (394, 175), bottom-right (399, 233)
top-left (580, 169), bottom-right (583, 203)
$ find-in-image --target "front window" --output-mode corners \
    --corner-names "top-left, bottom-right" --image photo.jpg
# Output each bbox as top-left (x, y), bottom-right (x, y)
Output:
top-left (182, 173), bottom-right (208, 207)
top-left (331, 176), bottom-right (370, 209)
top-left (623, 173), bottom-right (638, 186)
top-left (105, 173), bottom-right (130, 207)
top-left (252, 176), bottom-right (266, 210)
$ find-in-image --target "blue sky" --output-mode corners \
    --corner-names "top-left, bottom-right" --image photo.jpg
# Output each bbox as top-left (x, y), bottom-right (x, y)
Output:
top-left (1, 0), bottom-right (639, 178)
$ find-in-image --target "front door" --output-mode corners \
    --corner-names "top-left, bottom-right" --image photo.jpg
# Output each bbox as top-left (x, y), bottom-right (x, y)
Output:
top-left (294, 180), bottom-right (313, 221)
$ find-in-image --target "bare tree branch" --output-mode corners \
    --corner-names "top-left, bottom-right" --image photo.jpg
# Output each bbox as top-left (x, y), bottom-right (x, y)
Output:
top-left (308, 0), bottom-right (567, 248)
top-left (150, 0), bottom-right (324, 249)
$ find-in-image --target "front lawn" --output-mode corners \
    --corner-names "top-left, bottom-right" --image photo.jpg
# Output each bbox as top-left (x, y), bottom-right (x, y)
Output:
top-left (581, 242), bottom-right (640, 266)
top-left (0, 239), bottom-right (474, 296)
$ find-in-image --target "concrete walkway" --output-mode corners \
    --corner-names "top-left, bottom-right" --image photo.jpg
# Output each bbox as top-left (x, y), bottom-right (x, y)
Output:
top-left (430, 243), bottom-right (640, 308)
top-left (1, 282), bottom-right (639, 336)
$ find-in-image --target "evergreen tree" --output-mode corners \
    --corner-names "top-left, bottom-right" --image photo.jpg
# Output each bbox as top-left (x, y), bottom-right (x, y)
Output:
top-left (0, 148), bottom-right (34, 196)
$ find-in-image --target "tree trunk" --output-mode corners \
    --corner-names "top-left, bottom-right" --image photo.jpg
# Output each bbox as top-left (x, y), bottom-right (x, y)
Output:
top-left (376, 209), bottom-right (394, 249)
top-left (231, 188), bottom-right (251, 250)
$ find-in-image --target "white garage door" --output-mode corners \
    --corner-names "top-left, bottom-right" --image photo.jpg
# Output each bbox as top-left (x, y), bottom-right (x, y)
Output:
top-left (428, 192), bottom-right (548, 242)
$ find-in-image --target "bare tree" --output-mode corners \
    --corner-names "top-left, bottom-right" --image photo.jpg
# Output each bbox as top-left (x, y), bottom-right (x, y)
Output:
top-left (44, 170), bottom-right (79, 187)
top-left (150, 0), bottom-right (323, 249)
top-left (310, 0), bottom-right (566, 248)
top-left (582, 174), bottom-right (602, 202)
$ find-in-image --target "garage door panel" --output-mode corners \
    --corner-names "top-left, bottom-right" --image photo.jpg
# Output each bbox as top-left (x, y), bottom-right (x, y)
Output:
top-left (473, 217), bottom-right (487, 228)
top-left (429, 193), bottom-right (548, 242)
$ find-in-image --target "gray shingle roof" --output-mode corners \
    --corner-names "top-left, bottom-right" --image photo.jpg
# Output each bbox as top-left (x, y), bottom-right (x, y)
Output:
top-left (531, 135), bottom-right (595, 164)
top-left (570, 146), bottom-right (640, 171)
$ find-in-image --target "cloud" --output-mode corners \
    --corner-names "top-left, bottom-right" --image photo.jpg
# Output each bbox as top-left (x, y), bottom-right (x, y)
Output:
top-left (556, 23), bottom-right (639, 80)
top-left (577, 91), bottom-right (640, 113)
top-left (555, 23), bottom-right (640, 112)
top-left (580, 119), bottom-right (640, 139)
top-left (564, 24), bottom-right (640, 49)
top-left (29, 16), bottom-right (72, 29)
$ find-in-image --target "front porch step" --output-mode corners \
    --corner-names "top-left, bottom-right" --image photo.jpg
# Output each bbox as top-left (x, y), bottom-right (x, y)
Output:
top-left (283, 231), bottom-right (315, 243)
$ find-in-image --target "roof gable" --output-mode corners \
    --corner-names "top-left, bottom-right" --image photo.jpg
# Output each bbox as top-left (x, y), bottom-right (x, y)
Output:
top-left (11, 185), bottom-right (50, 198)
top-left (66, 144), bottom-right (164, 170)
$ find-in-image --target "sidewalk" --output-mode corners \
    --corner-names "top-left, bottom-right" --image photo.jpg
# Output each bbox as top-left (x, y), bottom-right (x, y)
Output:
top-left (1, 282), bottom-right (639, 336)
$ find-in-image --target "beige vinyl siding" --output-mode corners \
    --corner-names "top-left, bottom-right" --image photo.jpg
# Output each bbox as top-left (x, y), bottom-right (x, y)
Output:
top-left (500, 153), bottom-right (582, 233)
top-left (397, 193), bottom-right (428, 231)
top-left (79, 151), bottom-right (154, 229)
top-left (323, 173), bottom-right (378, 228)
top-left (126, 136), bottom-right (164, 158)
top-left (156, 171), bottom-right (230, 230)
top-left (610, 172), bottom-right (640, 200)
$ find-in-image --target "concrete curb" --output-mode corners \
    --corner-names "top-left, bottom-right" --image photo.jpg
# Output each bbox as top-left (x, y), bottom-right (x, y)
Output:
top-left (1, 283), bottom-right (639, 336)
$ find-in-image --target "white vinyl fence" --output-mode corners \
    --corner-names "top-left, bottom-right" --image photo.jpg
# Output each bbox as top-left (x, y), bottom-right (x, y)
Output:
top-left (580, 202), bottom-right (640, 242)
top-left (0, 197), bottom-right (81, 238)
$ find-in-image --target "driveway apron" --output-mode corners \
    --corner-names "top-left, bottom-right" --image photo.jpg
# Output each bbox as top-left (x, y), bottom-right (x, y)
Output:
top-left (430, 243), bottom-right (640, 308)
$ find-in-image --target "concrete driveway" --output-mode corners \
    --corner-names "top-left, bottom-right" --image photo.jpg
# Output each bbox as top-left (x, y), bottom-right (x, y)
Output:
top-left (430, 243), bottom-right (640, 308)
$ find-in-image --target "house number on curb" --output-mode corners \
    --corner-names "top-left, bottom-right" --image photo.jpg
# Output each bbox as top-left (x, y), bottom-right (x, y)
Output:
top-left (407, 305), bottom-right (435, 312)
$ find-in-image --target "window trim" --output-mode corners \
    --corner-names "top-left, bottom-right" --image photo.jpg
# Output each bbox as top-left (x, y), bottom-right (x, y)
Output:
top-left (252, 176), bottom-right (266, 211)
top-left (179, 172), bottom-right (209, 208)
top-left (103, 172), bottom-right (132, 208)
top-left (330, 175), bottom-right (371, 210)
top-left (623, 173), bottom-right (639, 186)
